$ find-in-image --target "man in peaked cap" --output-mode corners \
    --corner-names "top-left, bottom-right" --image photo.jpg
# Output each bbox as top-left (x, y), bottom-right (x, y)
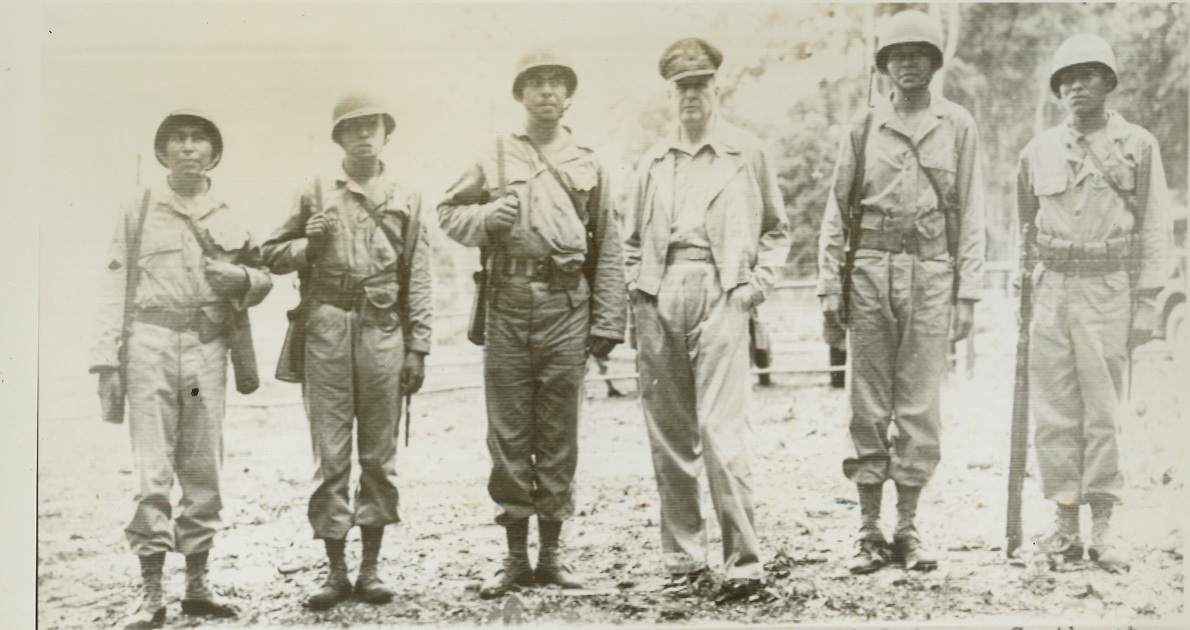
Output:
top-left (91, 109), bottom-right (273, 628)
top-left (262, 93), bottom-right (433, 609)
top-left (625, 37), bottom-right (790, 602)
top-left (438, 49), bottom-right (626, 599)
top-left (818, 9), bottom-right (986, 574)
top-left (1018, 34), bottom-right (1171, 573)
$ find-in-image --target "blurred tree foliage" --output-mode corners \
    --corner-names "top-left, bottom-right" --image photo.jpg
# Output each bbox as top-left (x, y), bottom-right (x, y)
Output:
top-left (613, 3), bottom-right (1186, 279)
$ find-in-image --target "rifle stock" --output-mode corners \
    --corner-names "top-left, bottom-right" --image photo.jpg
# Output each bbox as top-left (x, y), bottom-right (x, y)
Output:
top-left (1006, 263), bottom-right (1032, 557)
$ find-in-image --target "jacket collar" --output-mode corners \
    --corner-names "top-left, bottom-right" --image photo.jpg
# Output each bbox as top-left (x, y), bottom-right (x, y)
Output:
top-left (871, 92), bottom-right (945, 144)
top-left (508, 124), bottom-right (591, 164)
top-left (1062, 110), bottom-right (1129, 143)
top-left (153, 176), bottom-right (225, 221)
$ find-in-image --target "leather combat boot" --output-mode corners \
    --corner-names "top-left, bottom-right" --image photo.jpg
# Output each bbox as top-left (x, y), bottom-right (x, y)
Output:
top-left (479, 519), bottom-right (534, 599)
top-left (306, 539), bottom-right (353, 610)
top-left (535, 520), bottom-right (583, 589)
top-left (355, 526), bottom-right (395, 604)
top-left (848, 483), bottom-right (891, 574)
top-left (121, 552), bottom-right (165, 630)
top-left (1089, 499), bottom-right (1130, 573)
top-left (1036, 503), bottom-right (1083, 562)
top-left (892, 484), bottom-right (938, 571)
top-left (180, 551), bottom-right (237, 618)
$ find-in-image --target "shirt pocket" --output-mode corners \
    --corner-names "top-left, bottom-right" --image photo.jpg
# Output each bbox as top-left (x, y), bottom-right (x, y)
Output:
top-left (1032, 172), bottom-right (1068, 198)
top-left (135, 242), bottom-right (187, 306)
top-left (1100, 150), bottom-right (1137, 192)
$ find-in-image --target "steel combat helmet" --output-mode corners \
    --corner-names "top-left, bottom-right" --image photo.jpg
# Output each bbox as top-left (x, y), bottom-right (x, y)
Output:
top-left (875, 10), bottom-right (944, 73)
top-left (154, 109), bottom-right (223, 170)
top-left (1049, 34), bottom-right (1119, 97)
top-left (512, 49), bottom-right (577, 99)
top-left (331, 94), bottom-right (396, 143)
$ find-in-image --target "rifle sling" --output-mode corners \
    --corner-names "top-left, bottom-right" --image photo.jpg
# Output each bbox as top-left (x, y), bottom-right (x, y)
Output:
top-left (522, 135), bottom-right (600, 281)
top-left (1075, 136), bottom-right (1146, 226)
top-left (119, 189), bottom-right (152, 373)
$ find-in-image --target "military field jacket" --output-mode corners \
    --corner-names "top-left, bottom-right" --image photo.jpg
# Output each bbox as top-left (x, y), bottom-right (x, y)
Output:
top-left (624, 117), bottom-right (791, 304)
top-left (818, 95), bottom-right (986, 301)
top-left (262, 165), bottom-right (433, 354)
top-left (1017, 111), bottom-right (1172, 290)
top-left (437, 127), bottom-right (627, 343)
top-left (91, 179), bottom-right (273, 370)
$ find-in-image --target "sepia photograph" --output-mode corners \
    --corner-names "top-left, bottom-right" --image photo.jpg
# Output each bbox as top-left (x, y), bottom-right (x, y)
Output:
top-left (31, 2), bottom-right (1188, 628)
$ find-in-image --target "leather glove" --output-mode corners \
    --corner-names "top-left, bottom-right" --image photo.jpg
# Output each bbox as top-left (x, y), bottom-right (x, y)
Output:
top-left (588, 336), bottom-right (617, 360)
top-left (484, 193), bottom-right (519, 234)
top-left (401, 351), bottom-right (426, 395)
top-left (96, 368), bottom-right (124, 424)
top-left (203, 258), bottom-right (249, 297)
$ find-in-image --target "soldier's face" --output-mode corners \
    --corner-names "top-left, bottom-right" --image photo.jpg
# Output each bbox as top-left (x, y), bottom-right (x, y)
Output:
top-left (518, 69), bottom-right (571, 122)
top-left (670, 76), bottom-right (718, 127)
top-left (336, 115), bottom-right (388, 158)
top-left (163, 124), bottom-right (215, 177)
top-left (1057, 65), bottom-right (1111, 117)
top-left (884, 44), bottom-right (937, 92)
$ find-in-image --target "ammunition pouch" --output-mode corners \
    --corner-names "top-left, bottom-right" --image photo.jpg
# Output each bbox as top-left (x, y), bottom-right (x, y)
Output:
top-left (1036, 234), bottom-right (1134, 275)
top-left (308, 270), bottom-right (400, 312)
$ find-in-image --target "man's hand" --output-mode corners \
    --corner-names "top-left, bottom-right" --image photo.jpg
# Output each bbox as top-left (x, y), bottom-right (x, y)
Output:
top-left (1129, 297), bottom-right (1158, 348)
top-left (401, 351), bottom-right (426, 395)
top-left (305, 213), bottom-right (335, 244)
top-left (728, 285), bottom-right (757, 311)
top-left (203, 259), bottom-right (249, 297)
top-left (484, 193), bottom-right (519, 234)
top-left (951, 299), bottom-right (975, 342)
top-left (821, 294), bottom-right (844, 332)
top-left (588, 336), bottom-right (617, 360)
top-left (96, 368), bottom-right (124, 424)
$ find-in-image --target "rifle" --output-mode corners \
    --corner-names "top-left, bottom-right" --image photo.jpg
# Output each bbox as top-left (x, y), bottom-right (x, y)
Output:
top-left (1006, 185), bottom-right (1037, 556)
top-left (275, 178), bottom-right (324, 383)
top-left (103, 189), bottom-right (152, 424)
top-left (180, 215), bottom-right (260, 395)
top-left (468, 135), bottom-right (506, 346)
top-left (839, 111), bottom-right (874, 325)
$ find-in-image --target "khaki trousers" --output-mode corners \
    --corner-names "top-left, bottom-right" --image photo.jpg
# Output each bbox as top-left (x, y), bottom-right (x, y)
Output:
top-left (303, 301), bottom-right (404, 539)
top-left (124, 321), bottom-right (228, 556)
top-left (636, 260), bottom-right (762, 580)
top-left (1029, 268), bottom-right (1129, 504)
top-left (844, 251), bottom-right (952, 487)
top-left (483, 276), bottom-right (588, 526)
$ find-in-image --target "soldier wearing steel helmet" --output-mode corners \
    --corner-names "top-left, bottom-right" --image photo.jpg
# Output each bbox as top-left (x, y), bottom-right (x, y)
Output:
top-left (624, 37), bottom-right (790, 601)
top-left (1018, 34), bottom-right (1172, 573)
top-left (438, 49), bottom-right (626, 599)
top-left (91, 109), bottom-right (273, 628)
top-left (817, 10), bottom-right (986, 574)
top-left (262, 94), bottom-right (433, 608)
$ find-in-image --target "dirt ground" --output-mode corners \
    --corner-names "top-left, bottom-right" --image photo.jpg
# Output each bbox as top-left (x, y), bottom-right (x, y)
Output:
top-left (37, 318), bottom-right (1186, 628)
